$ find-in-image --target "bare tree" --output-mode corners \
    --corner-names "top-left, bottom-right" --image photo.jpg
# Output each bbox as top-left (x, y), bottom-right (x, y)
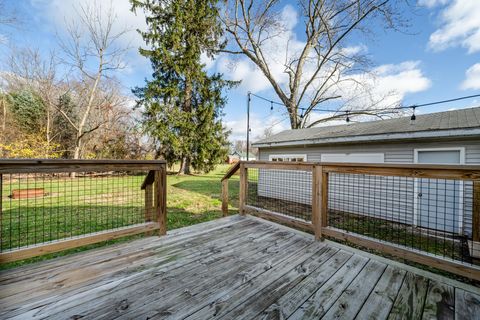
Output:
top-left (6, 47), bottom-right (60, 145)
top-left (221, 0), bottom-right (404, 129)
top-left (58, 0), bottom-right (129, 159)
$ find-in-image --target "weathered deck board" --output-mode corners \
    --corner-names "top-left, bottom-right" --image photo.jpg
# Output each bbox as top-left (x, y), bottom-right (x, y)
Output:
top-left (355, 265), bottom-right (407, 320)
top-left (0, 220), bottom-right (265, 314)
top-left (0, 215), bottom-right (479, 320)
top-left (388, 272), bottom-right (430, 320)
top-left (321, 259), bottom-right (387, 319)
top-left (455, 289), bottom-right (480, 320)
top-left (421, 280), bottom-right (455, 320)
top-left (288, 254), bottom-right (369, 319)
top-left (3, 222), bottom-right (282, 319)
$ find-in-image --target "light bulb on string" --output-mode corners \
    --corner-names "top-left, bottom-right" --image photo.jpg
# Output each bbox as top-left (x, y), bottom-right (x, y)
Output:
top-left (410, 106), bottom-right (416, 121)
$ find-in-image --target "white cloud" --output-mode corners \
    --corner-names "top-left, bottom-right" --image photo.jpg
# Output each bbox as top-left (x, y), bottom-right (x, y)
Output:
top-left (461, 63), bottom-right (480, 90)
top-left (225, 112), bottom-right (290, 141)
top-left (418, 0), bottom-right (448, 8)
top-left (214, 4), bottom-right (430, 112)
top-left (427, 0), bottom-right (480, 53)
top-left (32, 0), bottom-right (146, 48)
top-left (31, 0), bottom-right (149, 76)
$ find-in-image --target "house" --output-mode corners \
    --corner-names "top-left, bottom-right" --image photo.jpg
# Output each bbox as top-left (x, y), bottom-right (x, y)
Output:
top-left (252, 107), bottom-right (480, 237)
top-left (239, 152), bottom-right (256, 161)
top-left (226, 151), bottom-right (241, 164)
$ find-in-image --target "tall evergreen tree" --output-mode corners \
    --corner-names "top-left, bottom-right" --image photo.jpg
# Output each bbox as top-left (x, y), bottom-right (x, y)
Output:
top-left (131, 0), bottom-right (234, 174)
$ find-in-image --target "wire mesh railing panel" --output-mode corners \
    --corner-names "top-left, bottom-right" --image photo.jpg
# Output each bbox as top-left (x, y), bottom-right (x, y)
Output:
top-left (327, 172), bottom-right (478, 266)
top-left (1, 171), bottom-right (148, 252)
top-left (246, 168), bottom-right (312, 222)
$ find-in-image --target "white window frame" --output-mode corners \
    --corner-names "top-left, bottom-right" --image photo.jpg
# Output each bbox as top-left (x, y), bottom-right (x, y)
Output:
top-left (320, 153), bottom-right (385, 163)
top-left (268, 154), bottom-right (307, 162)
top-left (413, 147), bottom-right (465, 233)
top-left (413, 147), bottom-right (465, 165)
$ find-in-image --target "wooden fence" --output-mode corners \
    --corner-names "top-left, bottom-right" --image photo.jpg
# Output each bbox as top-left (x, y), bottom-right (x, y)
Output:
top-left (0, 159), bottom-right (167, 263)
top-left (222, 161), bottom-right (480, 281)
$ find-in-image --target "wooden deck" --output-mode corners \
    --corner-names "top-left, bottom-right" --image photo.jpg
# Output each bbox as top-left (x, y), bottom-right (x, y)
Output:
top-left (1, 215), bottom-right (479, 320)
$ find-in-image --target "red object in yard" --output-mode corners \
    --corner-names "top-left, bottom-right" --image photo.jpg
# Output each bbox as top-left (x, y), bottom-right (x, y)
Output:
top-left (11, 188), bottom-right (46, 199)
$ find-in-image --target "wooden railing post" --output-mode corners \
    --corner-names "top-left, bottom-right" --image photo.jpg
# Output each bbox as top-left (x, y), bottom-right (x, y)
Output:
top-left (145, 183), bottom-right (153, 222)
top-left (321, 170), bottom-right (329, 231)
top-left (473, 180), bottom-right (480, 242)
top-left (155, 164), bottom-right (167, 236)
top-left (312, 165), bottom-right (322, 240)
top-left (222, 179), bottom-right (229, 217)
top-left (239, 163), bottom-right (248, 215)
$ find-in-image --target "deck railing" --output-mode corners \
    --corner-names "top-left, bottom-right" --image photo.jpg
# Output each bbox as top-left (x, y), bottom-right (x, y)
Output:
top-left (0, 159), bottom-right (167, 263)
top-left (222, 161), bottom-right (480, 281)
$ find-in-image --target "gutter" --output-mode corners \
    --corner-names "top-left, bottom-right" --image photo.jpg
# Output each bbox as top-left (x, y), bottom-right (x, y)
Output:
top-left (252, 128), bottom-right (480, 148)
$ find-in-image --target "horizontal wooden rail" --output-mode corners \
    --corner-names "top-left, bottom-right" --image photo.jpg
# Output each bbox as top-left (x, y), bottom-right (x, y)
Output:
top-left (244, 162), bottom-right (313, 171)
top-left (0, 159), bottom-right (166, 174)
top-left (322, 227), bottom-right (480, 282)
top-left (244, 205), bottom-right (313, 233)
top-left (0, 222), bottom-right (160, 263)
top-left (242, 160), bottom-right (480, 172)
top-left (323, 165), bottom-right (480, 181)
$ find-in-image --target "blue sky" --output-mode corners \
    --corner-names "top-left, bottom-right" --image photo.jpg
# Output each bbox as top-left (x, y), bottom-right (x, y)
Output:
top-left (1, 0), bottom-right (480, 141)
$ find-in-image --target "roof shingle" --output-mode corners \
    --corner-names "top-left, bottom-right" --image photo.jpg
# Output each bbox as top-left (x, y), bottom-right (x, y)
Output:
top-left (253, 107), bottom-right (480, 146)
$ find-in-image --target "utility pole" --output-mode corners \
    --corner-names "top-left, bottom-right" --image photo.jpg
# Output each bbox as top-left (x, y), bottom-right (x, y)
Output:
top-left (246, 92), bottom-right (251, 161)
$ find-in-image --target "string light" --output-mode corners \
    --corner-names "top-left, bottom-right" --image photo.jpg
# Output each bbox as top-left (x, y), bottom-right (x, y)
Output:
top-left (248, 92), bottom-right (480, 119)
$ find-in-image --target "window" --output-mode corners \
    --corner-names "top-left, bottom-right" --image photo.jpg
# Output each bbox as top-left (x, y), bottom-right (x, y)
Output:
top-left (269, 154), bottom-right (307, 162)
top-left (414, 148), bottom-right (465, 165)
top-left (320, 153), bottom-right (384, 163)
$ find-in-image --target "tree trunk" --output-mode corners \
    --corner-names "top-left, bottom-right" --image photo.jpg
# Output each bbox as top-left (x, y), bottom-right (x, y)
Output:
top-left (70, 143), bottom-right (82, 178)
top-left (179, 156), bottom-right (191, 175)
top-left (179, 76), bottom-right (193, 175)
top-left (287, 102), bottom-right (300, 129)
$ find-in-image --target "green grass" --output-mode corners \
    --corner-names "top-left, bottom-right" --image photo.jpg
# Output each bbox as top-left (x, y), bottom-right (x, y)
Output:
top-left (0, 164), bottom-right (239, 270)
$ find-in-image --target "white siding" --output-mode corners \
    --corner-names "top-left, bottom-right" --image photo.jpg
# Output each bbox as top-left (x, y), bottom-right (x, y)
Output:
top-left (257, 139), bottom-right (480, 235)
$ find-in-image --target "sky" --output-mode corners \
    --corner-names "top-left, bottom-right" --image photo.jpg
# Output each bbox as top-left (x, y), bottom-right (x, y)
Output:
top-left (1, 0), bottom-right (480, 142)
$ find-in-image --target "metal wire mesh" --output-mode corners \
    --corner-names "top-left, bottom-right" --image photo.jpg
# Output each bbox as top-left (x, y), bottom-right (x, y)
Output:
top-left (327, 172), bottom-right (478, 266)
top-left (243, 163), bottom-right (479, 266)
top-left (246, 167), bottom-right (312, 222)
top-left (1, 171), bottom-right (148, 252)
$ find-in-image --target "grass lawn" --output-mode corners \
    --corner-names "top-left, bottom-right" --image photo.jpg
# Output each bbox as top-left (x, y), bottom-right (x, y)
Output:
top-left (0, 164), bottom-right (239, 270)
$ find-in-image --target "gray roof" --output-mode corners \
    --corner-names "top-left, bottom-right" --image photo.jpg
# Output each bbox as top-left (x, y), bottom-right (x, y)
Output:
top-left (253, 107), bottom-right (480, 147)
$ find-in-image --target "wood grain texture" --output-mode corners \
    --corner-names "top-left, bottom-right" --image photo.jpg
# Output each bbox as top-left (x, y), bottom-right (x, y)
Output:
top-left (422, 280), bottom-right (455, 320)
top-left (312, 166), bottom-right (322, 239)
top-left (388, 272), bottom-right (429, 320)
top-left (0, 222), bottom-right (160, 263)
top-left (155, 167), bottom-right (167, 236)
top-left (455, 289), bottom-right (480, 320)
top-left (289, 254), bottom-right (369, 319)
top-left (321, 259), bottom-right (387, 320)
top-left (1, 215), bottom-right (479, 320)
top-left (221, 162), bottom-right (240, 181)
top-left (239, 163), bottom-right (247, 215)
top-left (355, 266), bottom-right (407, 320)
top-left (322, 227), bottom-right (480, 282)
top-left (473, 180), bottom-right (480, 242)
top-left (222, 179), bottom-right (229, 216)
